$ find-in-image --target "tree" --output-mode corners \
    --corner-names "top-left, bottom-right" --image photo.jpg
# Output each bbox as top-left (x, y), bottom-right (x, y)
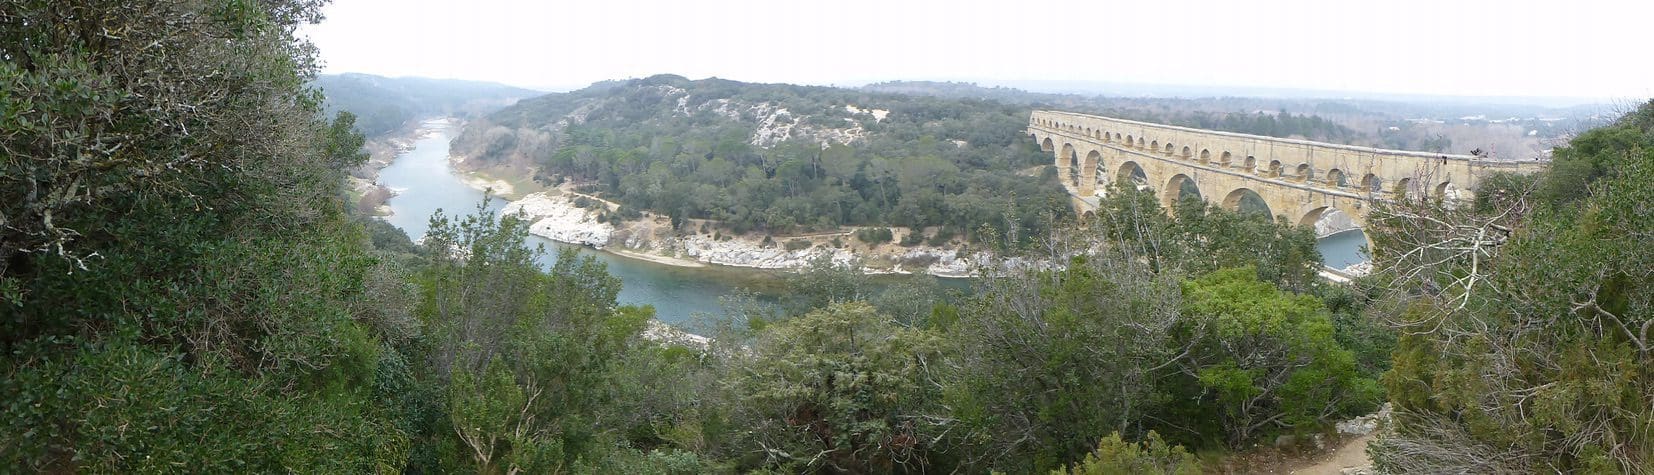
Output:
top-left (784, 254), bottom-right (871, 313)
top-left (417, 202), bottom-right (654, 471)
top-left (1170, 268), bottom-right (1380, 448)
top-left (1, 0), bottom-right (410, 470)
top-left (449, 358), bottom-right (561, 473)
top-left (946, 253), bottom-right (1186, 470)
top-left (1091, 183), bottom-right (1322, 293)
top-left (726, 302), bottom-right (952, 472)
top-left (1367, 101), bottom-right (1654, 473)
top-left (0, 0), bottom-right (336, 275)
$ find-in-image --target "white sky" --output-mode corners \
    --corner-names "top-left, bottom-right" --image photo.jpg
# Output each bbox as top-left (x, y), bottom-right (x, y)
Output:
top-left (302, 0), bottom-right (1653, 100)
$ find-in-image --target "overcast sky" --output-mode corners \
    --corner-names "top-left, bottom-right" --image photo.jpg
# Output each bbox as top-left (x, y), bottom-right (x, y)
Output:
top-left (302, 0), bottom-right (1652, 100)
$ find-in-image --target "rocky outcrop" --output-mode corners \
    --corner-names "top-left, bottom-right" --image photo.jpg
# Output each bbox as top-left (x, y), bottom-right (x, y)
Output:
top-left (501, 192), bottom-right (613, 247)
top-left (1337, 403), bottom-right (1392, 437)
top-left (674, 234), bottom-right (855, 269)
top-left (1316, 210), bottom-right (1360, 237)
top-left (500, 190), bottom-right (992, 277)
top-left (642, 320), bottom-right (709, 349)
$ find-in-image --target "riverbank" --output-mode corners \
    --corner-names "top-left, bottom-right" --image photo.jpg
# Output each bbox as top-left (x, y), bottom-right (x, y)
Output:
top-left (372, 117), bottom-right (839, 326)
top-left (448, 146), bottom-right (1368, 280)
top-left (496, 186), bottom-right (984, 278)
top-left (350, 118), bottom-right (460, 216)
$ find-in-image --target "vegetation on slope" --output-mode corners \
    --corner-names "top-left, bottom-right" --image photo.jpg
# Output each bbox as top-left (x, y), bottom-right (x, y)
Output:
top-left (1366, 100), bottom-right (1654, 473)
top-left (315, 72), bottom-right (539, 137)
top-left (2, 0), bottom-right (401, 469)
top-left (453, 74), bottom-right (1075, 250)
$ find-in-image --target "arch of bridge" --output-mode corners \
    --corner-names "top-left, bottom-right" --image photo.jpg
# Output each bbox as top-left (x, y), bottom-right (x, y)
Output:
top-left (1027, 111), bottom-right (1547, 228)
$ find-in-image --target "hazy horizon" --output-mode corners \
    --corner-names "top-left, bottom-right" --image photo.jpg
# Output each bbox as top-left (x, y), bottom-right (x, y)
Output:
top-left (321, 71), bottom-right (1623, 111)
top-left (302, 0), bottom-right (1653, 105)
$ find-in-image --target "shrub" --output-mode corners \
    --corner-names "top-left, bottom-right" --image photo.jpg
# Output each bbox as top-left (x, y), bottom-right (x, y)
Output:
top-left (927, 227), bottom-right (957, 246)
top-left (612, 205), bottom-right (643, 221)
top-left (1055, 432), bottom-right (1201, 475)
top-left (356, 186), bottom-right (394, 215)
top-left (899, 254), bottom-right (939, 269)
top-left (855, 228), bottom-right (894, 245)
top-left (899, 230), bottom-right (924, 247)
top-left (1171, 268), bottom-right (1381, 447)
top-left (783, 239), bottom-right (811, 251)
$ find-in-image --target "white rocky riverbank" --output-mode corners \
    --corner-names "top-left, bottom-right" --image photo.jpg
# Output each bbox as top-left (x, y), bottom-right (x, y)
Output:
top-left (1315, 210), bottom-right (1360, 238)
top-left (500, 193), bottom-right (613, 247)
top-left (497, 189), bottom-right (1363, 281)
top-left (501, 190), bottom-right (985, 277)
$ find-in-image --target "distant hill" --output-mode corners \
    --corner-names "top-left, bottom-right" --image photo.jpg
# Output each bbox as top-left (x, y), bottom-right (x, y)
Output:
top-left (453, 74), bottom-right (1073, 243)
top-left (860, 80), bottom-right (1080, 105)
top-left (313, 73), bottom-right (540, 136)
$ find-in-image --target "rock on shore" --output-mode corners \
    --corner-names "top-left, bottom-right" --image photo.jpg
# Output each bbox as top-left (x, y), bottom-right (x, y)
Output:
top-left (672, 234), bottom-right (855, 269)
top-left (501, 192), bottom-right (612, 247)
top-left (500, 190), bottom-right (991, 277)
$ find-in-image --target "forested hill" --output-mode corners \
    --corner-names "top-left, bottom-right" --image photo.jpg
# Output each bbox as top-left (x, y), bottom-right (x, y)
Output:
top-left (315, 73), bottom-right (539, 136)
top-left (452, 74), bottom-right (1073, 246)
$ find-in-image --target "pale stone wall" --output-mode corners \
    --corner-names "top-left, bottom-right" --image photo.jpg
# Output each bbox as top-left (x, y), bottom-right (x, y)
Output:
top-left (1029, 110), bottom-right (1547, 232)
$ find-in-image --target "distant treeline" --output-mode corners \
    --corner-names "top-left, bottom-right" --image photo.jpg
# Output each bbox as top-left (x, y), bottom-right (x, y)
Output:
top-left (315, 73), bottom-right (538, 137)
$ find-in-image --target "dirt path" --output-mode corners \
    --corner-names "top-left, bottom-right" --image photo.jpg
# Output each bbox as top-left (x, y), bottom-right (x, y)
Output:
top-left (1284, 434), bottom-right (1374, 475)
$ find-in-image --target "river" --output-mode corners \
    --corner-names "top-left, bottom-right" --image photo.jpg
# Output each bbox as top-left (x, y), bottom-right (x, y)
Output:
top-left (1316, 229), bottom-right (1370, 271)
top-left (376, 119), bottom-right (960, 327)
top-left (377, 119), bottom-right (1368, 327)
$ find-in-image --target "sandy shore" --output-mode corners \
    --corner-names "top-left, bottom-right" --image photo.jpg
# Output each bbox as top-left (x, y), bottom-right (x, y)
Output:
top-left (458, 172), bottom-right (516, 197)
top-left (608, 248), bottom-right (707, 268)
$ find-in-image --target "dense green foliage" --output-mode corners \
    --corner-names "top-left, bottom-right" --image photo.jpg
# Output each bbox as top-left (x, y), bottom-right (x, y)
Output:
top-left (1367, 101), bottom-right (1654, 473)
top-left (452, 75), bottom-right (1075, 248)
top-left (0, 2), bottom-right (679, 471)
top-left (728, 302), bottom-right (950, 472)
top-left (316, 73), bottom-right (538, 136)
top-left (405, 203), bottom-right (670, 472)
top-left (939, 237), bottom-right (1370, 471)
top-left (1173, 268), bottom-right (1380, 447)
top-left (1092, 184), bottom-right (1326, 293)
top-left (1053, 432), bottom-right (1201, 475)
top-left (1, 0), bottom-right (402, 469)
top-left (27, 1), bottom-right (1653, 473)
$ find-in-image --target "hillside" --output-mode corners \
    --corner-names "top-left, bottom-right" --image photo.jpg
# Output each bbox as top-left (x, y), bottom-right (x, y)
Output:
top-left (314, 73), bottom-right (539, 136)
top-left (452, 74), bottom-right (1073, 249)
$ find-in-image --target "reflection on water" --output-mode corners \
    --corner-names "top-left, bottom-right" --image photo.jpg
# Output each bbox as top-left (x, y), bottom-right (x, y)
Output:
top-left (1317, 229), bottom-right (1370, 270)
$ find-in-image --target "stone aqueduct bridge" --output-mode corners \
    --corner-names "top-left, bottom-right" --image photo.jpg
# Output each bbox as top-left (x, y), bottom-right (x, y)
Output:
top-left (1028, 110), bottom-right (1547, 230)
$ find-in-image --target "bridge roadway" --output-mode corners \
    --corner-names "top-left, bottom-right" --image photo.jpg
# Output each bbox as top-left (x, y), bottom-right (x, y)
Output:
top-left (1028, 110), bottom-right (1546, 230)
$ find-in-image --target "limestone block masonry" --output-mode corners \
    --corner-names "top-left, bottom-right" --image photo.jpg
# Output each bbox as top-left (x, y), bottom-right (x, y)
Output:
top-left (1028, 110), bottom-right (1547, 230)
